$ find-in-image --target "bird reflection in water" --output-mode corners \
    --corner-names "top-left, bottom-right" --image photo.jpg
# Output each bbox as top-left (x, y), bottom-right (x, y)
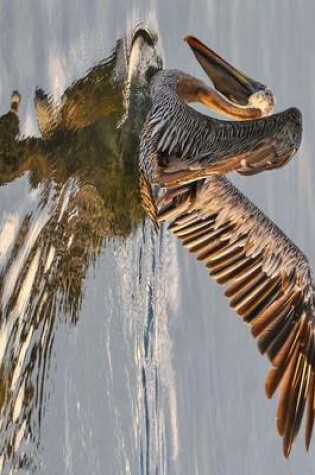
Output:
top-left (0, 28), bottom-right (162, 470)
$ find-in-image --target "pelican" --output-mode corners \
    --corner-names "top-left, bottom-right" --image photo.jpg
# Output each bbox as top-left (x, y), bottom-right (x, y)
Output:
top-left (140, 36), bottom-right (302, 188)
top-left (139, 36), bottom-right (314, 457)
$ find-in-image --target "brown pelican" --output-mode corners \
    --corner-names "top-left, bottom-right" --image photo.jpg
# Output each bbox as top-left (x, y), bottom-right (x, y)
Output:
top-left (140, 36), bottom-right (302, 188)
top-left (142, 37), bottom-right (313, 457)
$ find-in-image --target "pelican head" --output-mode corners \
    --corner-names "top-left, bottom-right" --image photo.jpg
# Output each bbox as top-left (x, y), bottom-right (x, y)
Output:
top-left (184, 35), bottom-right (275, 120)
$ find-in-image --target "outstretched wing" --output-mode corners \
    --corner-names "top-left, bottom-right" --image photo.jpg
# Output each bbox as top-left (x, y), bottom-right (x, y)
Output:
top-left (158, 176), bottom-right (315, 457)
top-left (142, 103), bottom-right (302, 188)
top-left (154, 135), bottom-right (298, 187)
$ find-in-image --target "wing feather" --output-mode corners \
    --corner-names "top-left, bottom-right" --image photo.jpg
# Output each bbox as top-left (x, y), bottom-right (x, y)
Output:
top-left (158, 175), bottom-right (315, 457)
top-left (139, 171), bottom-right (159, 230)
top-left (306, 366), bottom-right (315, 450)
top-left (140, 72), bottom-right (302, 188)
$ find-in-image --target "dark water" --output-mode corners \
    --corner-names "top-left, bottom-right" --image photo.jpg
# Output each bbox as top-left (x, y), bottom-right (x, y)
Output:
top-left (0, 1), bottom-right (315, 474)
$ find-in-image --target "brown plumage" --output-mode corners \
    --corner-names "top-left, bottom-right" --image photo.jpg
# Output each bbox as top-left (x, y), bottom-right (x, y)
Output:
top-left (158, 176), bottom-right (315, 457)
top-left (139, 171), bottom-right (159, 231)
top-left (140, 69), bottom-right (302, 188)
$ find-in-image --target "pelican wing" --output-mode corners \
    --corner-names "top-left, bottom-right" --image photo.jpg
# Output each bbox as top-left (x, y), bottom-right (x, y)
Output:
top-left (158, 176), bottom-right (315, 457)
top-left (139, 171), bottom-right (159, 230)
top-left (144, 104), bottom-right (302, 187)
top-left (155, 135), bottom-right (297, 187)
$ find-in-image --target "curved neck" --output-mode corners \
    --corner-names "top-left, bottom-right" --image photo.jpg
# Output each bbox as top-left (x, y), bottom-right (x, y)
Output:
top-left (176, 75), bottom-right (263, 120)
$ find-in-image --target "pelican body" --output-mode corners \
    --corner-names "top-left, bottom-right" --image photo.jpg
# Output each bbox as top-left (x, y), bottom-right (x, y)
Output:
top-left (140, 37), bottom-right (302, 187)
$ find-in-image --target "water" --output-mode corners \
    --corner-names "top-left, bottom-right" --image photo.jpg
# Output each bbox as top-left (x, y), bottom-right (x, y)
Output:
top-left (0, 1), bottom-right (315, 474)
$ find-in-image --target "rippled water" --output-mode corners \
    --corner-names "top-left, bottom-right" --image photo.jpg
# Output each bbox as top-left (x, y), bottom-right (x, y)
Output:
top-left (1, 1), bottom-right (315, 474)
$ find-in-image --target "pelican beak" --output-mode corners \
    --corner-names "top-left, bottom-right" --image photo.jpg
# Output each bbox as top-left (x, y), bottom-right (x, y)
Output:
top-left (184, 35), bottom-right (272, 109)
